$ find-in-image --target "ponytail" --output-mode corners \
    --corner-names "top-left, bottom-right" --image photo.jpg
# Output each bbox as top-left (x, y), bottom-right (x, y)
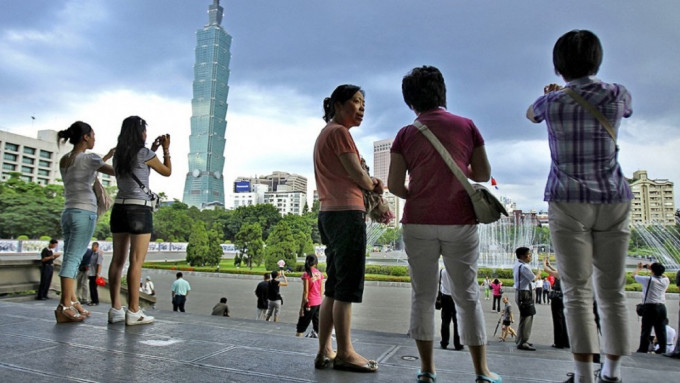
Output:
top-left (322, 84), bottom-right (363, 123)
top-left (57, 121), bottom-right (92, 147)
top-left (304, 254), bottom-right (318, 278)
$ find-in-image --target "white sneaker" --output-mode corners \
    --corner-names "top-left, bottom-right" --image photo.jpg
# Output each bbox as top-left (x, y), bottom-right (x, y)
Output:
top-left (126, 308), bottom-right (154, 326)
top-left (108, 306), bottom-right (126, 324)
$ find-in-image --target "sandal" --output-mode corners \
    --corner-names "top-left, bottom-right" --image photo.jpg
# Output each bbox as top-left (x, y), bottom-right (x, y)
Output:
top-left (476, 372), bottom-right (502, 383)
top-left (314, 353), bottom-right (334, 369)
top-left (55, 304), bottom-right (84, 323)
top-left (71, 301), bottom-right (91, 317)
top-left (417, 370), bottom-right (437, 382)
top-left (332, 356), bottom-right (378, 372)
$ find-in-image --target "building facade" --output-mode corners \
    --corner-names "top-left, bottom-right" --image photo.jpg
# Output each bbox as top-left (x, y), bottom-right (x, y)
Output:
top-left (629, 170), bottom-right (676, 226)
top-left (263, 191), bottom-right (306, 216)
top-left (0, 129), bottom-right (115, 186)
top-left (183, 0), bottom-right (232, 208)
top-left (373, 139), bottom-right (393, 186)
top-left (234, 171), bottom-right (307, 193)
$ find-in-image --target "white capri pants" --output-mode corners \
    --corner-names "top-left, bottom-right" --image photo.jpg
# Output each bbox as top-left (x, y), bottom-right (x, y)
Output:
top-left (403, 224), bottom-right (486, 346)
top-left (549, 201), bottom-right (631, 355)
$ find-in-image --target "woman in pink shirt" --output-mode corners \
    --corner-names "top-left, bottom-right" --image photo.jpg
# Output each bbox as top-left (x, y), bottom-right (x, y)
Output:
top-left (296, 255), bottom-right (324, 337)
top-left (491, 279), bottom-right (503, 313)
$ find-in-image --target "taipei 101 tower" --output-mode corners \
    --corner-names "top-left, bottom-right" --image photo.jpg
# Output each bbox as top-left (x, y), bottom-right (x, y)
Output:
top-left (183, 0), bottom-right (232, 207)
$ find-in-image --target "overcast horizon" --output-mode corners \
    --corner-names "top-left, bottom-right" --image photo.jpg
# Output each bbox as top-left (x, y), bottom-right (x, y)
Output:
top-left (1, 1), bottom-right (678, 212)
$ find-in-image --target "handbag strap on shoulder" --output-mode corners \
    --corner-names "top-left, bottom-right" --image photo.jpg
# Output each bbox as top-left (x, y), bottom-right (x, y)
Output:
top-left (413, 120), bottom-right (476, 197)
top-left (562, 88), bottom-right (617, 141)
top-left (642, 277), bottom-right (652, 304)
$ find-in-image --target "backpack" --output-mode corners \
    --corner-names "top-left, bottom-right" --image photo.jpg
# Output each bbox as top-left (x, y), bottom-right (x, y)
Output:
top-left (79, 249), bottom-right (93, 272)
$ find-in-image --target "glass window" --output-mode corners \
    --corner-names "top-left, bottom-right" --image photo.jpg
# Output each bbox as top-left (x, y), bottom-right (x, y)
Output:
top-left (37, 178), bottom-right (48, 185)
top-left (3, 153), bottom-right (17, 161)
top-left (39, 160), bottom-right (50, 167)
top-left (39, 150), bottom-right (52, 159)
top-left (2, 163), bottom-right (15, 171)
top-left (21, 166), bottom-right (33, 173)
top-left (22, 157), bottom-right (34, 164)
top-left (37, 169), bottom-right (49, 176)
top-left (20, 175), bottom-right (32, 182)
top-left (23, 147), bottom-right (36, 155)
top-left (4, 143), bottom-right (18, 151)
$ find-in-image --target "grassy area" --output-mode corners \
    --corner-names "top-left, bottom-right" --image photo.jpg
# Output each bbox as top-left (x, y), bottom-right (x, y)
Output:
top-left (143, 260), bottom-right (678, 292)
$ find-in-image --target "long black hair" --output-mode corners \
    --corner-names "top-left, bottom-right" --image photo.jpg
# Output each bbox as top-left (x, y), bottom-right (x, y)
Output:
top-left (304, 254), bottom-right (318, 278)
top-left (57, 121), bottom-right (92, 147)
top-left (322, 84), bottom-right (364, 123)
top-left (114, 116), bottom-right (147, 176)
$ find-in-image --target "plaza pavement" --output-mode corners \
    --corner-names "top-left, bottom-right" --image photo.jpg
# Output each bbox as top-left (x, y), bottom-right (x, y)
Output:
top-left (1, 269), bottom-right (678, 382)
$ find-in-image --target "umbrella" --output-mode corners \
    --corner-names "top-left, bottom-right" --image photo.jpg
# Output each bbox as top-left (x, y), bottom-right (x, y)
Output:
top-left (493, 315), bottom-right (502, 337)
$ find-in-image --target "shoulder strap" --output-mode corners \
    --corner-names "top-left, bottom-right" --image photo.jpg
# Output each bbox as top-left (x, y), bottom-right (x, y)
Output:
top-left (129, 173), bottom-right (154, 197)
top-left (438, 269), bottom-right (443, 292)
top-left (562, 88), bottom-right (617, 141)
top-left (642, 277), bottom-right (652, 304)
top-left (413, 120), bottom-right (476, 197)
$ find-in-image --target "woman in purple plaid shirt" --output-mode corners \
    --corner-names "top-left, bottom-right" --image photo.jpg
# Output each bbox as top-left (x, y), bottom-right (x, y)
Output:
top-left (527, 30), bottom-right (632, 383)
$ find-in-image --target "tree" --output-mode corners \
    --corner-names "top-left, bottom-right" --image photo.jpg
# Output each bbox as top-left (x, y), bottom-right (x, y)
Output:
top-left (153, 201), bottom-right (195, 242)
top-left (281, 214), bottom-right (314, 257)
top-left (376, 227), bottom-right (402, 249)
top-left (225, 204), bottom-right (281, 241)
top-left (0, 175), bottom-right (64, 238)
top-left (234, 222), bottom-right (265, 268)
top-left (186, 221), bottom-right (222, 267)
top-left (264, 221), bottom-right (297, 270)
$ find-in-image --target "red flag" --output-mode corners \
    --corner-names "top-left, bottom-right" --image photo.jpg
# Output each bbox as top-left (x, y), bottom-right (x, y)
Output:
top-left (491, 177), bottom-right (498, 190)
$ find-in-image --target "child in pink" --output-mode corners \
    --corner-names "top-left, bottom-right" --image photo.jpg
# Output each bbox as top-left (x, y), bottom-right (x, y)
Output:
top-left (296, 255), bottom-right (324, 337)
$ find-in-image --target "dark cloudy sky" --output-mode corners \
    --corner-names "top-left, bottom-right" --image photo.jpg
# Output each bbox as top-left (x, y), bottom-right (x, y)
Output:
top-left (1, 0), bottom-right (678, 210)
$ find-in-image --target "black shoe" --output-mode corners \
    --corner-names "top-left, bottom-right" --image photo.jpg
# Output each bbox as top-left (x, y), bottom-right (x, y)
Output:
top-left (517, 344), bottom-right (536, 351)
top-left (454, 345), bottom-right (465, 351)
top-left (440, 343), bottom-right (448, 349)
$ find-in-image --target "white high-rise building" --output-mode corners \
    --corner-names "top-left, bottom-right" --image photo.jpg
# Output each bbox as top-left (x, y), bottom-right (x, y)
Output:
top-left (629, 170), bottom-right (675, 226)
top-left (373, 139), bottom-right (393, 186)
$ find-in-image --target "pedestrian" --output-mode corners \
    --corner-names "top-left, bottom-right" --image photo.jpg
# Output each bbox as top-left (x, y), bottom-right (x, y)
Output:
top-left (543, 257), bottom-right (569, 349)
top-left (296, 254), bottom-right (324, 337)
top-left (482, 276), bottom-right (491, 301)
top-left (313, 84), bottom-right (382, 373)
top-left (513, 247), bottom-right (536, 351)
top-left (634, 262), bottom-right (670, 354)
top-left (36, 239), bottom-right (60, 300)
top-left (140, 276), bottom-right (155, 296)
top-left (490, 278), bottom-right (503, 313)
top-left (388, 66), bottom-right (500, 383)
top-left (86, 242), bottom-right (103, 306)
top-left (666, 269), bottom-right (680, 359)
top-left (211, 297), bottom-right (230, 317)
top-left (254, 273), bottom-right (270, 320)
top-left (527, 29), bottom-right (634, 382)
top-left (542, 277), bottom-right (551, 304)
top-left (439, 268), bottom-right (464, 350)
top-left (76, 246), bottom-right (93, 303)
top-left (56, 121), bottom-right (114, 323)
top-left (171, 272), bottom-right (191, 312)
top-left (499, 296), bottom-right (517, 342)
top-left (108, 116), bottom-right (171, 326)
top-left (265, 270), bottom-right (288, 322)
top-left (535, 277), bottom-right (544, 305)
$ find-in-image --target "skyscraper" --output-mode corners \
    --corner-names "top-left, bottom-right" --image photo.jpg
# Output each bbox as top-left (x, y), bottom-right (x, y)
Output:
top-left (183, 0), bottom-right (232, 208)
top-left (373, 138), bottom-right (393, 187)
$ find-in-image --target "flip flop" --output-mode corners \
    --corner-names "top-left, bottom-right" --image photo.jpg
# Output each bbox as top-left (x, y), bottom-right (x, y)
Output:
top-left (332, 356), bottom-right (378, 372)
top-left (314, 353), bottom-right (334, 369)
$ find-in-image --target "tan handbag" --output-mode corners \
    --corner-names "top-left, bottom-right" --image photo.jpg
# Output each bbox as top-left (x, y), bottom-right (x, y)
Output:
top-left (92, 177), bottom-right (113, 219)
top-left (413, 120), bottom-right (508, 224)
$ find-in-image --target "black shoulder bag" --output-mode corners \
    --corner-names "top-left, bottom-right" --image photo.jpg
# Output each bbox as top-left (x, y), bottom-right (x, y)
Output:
top-left (435, 269), bottom-right (443, 310)
top-left (635, 278), bottom-right (653, 317)
top-left (517, 264), bottom-right (536, 317)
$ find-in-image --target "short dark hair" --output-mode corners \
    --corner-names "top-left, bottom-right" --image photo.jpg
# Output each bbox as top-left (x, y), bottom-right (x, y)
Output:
top-left (176, 272), bottom-right (183, 278)
top-left (650, 262), bottom-right (665, 277)
top-left (515, 247), bottom-right (531, 259)
top-left (92, 242), bottom-right (99, 248)
top-left (263, 273), bottom-right (270, 280)
top-left (323, 84), bottom-right (364, 123)
top-left (49, 239), bottom-right (58, 244)
top-left (553, 30), bottom-right (603, 80)
top-left (402, 65), bottom-right (447, 113)
top-left (271, 270), bottom-right (279, 279)
top-left (220, 297), bottom-right (227, 303)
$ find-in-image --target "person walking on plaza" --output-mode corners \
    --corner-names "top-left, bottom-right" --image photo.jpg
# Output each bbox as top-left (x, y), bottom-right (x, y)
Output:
top-left (108, 116), bottom-right (171, 326)
top-left (36, 239), bottom-right (60, 300)
top-left (633, 262), bottom-right (670, 354)
top-left (482, 276), bottom-right (491, 301)
top-left (543, 257), bottom-right (569, 349)
top-left (667, 269), bottom-right (680, 359)
top-left (543, 277), bottom-right (551, 304)
top-left (439, 268), bottom-right (464, 350)
top-left (255, 273), bottom-right (270, 320)
top-left (499, 296), bottom-right (517, 342)
top-left (211, 297), bottom-right (230, 317)
top-left (171, 272), bottom-right (191, 312)
top-left (76, 246), bottom-right (93, 303)
top-left (389, 66), bottom-right (500, 383)
top-left (296, 255), bottom-right (324, 337)
top-left (56, 121), bottom-right (114, 323)
top-left (535, 277), bottom-right (544, 305)
top-left (513, 247), bottom-right (536, 351)
top-left (86, 242), bottom-right (103, 306)
top-left (265, 270), bottom-right (288, 322)
top-left (490, 278), bottom-right (503, 313)
top-left (313, 84), bottom-right (383, 373)
top-left (527, 30), bottom-right (634, 383)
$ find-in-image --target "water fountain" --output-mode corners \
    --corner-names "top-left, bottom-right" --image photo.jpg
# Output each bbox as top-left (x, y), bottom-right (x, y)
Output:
top-left (477, 215), bottom-right (540, 268)
top-left (630, 219), bottom-right (680, 270)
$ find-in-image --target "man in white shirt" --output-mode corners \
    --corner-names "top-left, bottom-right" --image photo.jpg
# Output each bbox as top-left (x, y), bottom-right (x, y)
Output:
top-left (633, 262), bottom-right (670, 354)
top-left (513, 247), bottom-right (536, 351)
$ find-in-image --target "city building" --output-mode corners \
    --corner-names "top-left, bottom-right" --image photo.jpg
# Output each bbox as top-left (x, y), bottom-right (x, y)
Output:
top-left (0, 129), bottom-right (115, 186)
top-left (232, 173), bottom-right (307, 215)
top-left (234, 171), bottom-right (307, 193)
top-left (231, 182), bottom-right (268, 209)
top-left (263, 190), bottom-right (306, 216)
top-left (629, 170), bottom-right (676, 226)
top-left (373, 139), bottom-right (393, 186)
top-left (183, 0), bottom-right (232, 208)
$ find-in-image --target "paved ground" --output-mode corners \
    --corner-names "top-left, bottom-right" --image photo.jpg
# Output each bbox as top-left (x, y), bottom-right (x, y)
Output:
top-left (2, 270), bottom-right (679, 382)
